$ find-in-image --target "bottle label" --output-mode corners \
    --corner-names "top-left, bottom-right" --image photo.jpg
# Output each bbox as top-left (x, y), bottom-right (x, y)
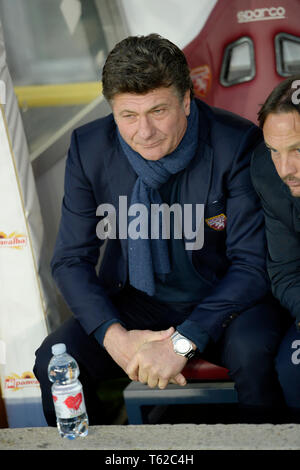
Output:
top-left (52, 384), bottom-right (86, 419)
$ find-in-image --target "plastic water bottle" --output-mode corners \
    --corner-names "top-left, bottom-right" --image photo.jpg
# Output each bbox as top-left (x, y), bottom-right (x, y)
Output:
top-left (48, 343), bottom-right (88, 439)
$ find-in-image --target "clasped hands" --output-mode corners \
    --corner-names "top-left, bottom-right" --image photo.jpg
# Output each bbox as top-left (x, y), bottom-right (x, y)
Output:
top-left (103, 323), bottom-right (188, 389)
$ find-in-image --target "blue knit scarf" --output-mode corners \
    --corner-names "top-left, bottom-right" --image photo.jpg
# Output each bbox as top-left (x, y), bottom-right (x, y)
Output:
top-left (117, 99), bottom-right (199, 296)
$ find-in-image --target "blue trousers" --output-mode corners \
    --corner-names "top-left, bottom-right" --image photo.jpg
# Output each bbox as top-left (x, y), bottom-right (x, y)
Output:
top-left (33, 290), bottom-right (300, 425)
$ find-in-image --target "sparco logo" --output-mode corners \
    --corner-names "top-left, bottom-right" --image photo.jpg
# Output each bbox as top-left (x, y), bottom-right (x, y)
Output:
top-left (237, 7), bottom-right (286, 23)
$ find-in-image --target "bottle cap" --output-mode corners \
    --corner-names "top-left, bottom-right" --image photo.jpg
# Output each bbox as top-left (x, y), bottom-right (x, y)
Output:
top-left (51, 343), bottom-right (66, 355)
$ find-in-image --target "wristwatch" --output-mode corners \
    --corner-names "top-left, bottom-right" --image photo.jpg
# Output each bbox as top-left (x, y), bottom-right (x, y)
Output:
top-left (171, 331), bottom-right (196, 359)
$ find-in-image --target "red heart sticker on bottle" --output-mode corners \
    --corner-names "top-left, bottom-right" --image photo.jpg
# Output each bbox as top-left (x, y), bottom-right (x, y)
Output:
top-left (64, 393), bottom-right (82, 410)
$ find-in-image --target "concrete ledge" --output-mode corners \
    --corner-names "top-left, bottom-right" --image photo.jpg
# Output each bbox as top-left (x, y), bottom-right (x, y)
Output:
top-left (0, 424), bottom-right (299, 450)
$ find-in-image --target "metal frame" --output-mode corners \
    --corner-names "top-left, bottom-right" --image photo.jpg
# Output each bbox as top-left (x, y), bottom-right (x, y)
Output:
top-left (220, 36), bottom-right (256, 87)
top-left (124, 381), bottom-right (238, 424)
top-left (275, 32), bottom-right (300, 77)
top-left (28, 0), bottom-right (129, 176)
top-left (0, 0), bottom-right (129, 176)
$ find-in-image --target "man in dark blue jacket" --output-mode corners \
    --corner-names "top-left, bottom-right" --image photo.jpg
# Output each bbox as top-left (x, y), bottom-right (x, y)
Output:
top-left (251, 76), bottom-right (300, 421)
top-left (34, 34), bottom-right (287, 425)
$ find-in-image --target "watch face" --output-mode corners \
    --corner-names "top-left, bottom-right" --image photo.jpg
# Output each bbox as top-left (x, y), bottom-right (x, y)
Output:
top-left (176, 338), bottom-right (190, 354)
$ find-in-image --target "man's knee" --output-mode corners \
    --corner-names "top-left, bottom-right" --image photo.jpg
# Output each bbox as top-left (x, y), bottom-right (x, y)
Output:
top-left (33, 334), bottom-right (53, 383)
top-left (223, 305), bottom-right (282, 372)
top-left (275, 324), bottom-right (300, 408)
top-left (275, 324), bottom-right (300, 378)
top-left (225, 333), bottom-right (273, 375)
top-left (33, 317), bottom-right (82, 384)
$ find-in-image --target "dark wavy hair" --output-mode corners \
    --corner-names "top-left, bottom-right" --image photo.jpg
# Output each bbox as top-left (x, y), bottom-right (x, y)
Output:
top-left (102, 33), bottom-right (194, 102)
top-left (258, 75), bottom-right (300, 128)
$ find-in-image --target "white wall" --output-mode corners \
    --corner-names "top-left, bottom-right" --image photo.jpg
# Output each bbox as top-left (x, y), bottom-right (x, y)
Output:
top-left (118, 0), bottom-right (217, 48)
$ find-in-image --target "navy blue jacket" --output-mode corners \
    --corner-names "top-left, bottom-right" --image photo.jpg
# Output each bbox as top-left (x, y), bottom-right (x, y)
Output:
top-left (51, 99), bottom-right (268, 344)
top-left (251, 142), bottom-right (300, 329)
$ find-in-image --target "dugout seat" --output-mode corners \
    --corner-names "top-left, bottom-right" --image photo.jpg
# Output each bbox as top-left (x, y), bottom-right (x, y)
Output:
top-left (123, 358), bottom-right (238, 424)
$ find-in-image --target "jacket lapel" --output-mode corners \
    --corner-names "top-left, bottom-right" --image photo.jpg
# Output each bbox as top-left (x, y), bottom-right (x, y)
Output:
top-left (103, 137), bottom-right (137, 262)
top-left (180, 102), bottom-right (213, 261)
top-left (180, 139), bottom-right (213, 262)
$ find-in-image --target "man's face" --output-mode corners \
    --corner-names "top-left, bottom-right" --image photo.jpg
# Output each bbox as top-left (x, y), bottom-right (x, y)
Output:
top-left (263, 111), bottom-right (300, 197)
top-left (111, 86), bottom-right (191, 161)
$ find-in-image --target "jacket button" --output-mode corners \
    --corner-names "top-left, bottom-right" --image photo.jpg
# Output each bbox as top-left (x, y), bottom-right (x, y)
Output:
top-left (118, 282), bottom-right (123, 289)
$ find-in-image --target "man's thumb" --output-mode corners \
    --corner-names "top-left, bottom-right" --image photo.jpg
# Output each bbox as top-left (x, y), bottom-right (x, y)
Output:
top-left (152, 326), bottom-right (175, 341)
